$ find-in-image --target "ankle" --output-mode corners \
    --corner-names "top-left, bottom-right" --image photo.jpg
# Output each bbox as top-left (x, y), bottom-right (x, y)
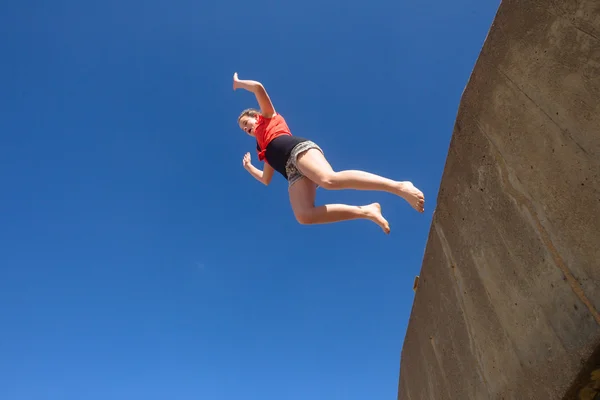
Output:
top-left (362, 204), bottom-right (380, 218)
top-left (357, 205), bottom-right (370, 217)
top-left (395, 181), bottom-right (409, 194)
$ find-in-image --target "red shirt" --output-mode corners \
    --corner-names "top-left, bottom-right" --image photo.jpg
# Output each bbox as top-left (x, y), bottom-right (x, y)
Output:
top-left (254, 114), bottom-right (292, 161)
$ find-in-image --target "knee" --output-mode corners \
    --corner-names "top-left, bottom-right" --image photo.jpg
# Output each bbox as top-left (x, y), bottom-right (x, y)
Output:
top-left (318, 172), bottom-right (342, 190)
top-left (294, 210), bottom-right (314, 225)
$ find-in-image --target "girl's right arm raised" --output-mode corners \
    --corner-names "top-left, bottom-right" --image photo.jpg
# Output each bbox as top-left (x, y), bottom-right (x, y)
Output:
top-left (233, 73), bottom-right (276, 118)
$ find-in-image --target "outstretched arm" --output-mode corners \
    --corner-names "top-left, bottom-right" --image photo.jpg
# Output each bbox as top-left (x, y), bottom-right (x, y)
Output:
top-left (233, 73), bottom-right (276, 118)
top-left (242, 152), bottom-right (274, 186)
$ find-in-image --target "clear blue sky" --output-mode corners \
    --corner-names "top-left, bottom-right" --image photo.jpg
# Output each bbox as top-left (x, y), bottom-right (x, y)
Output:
top-left (0, 0), bottom-right (499, 399)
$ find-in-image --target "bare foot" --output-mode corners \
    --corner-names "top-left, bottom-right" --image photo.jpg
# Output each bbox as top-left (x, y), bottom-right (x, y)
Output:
top-left (396, 181), bottom-right (425, 213)
top-left (362, 203), bottom-right (391, 234)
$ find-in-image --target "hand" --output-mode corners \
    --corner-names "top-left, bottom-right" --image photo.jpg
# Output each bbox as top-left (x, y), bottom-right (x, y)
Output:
top-left (233, 72), bottom-right (240, 90)
top-left (242, 152), bottom-right (251, 169)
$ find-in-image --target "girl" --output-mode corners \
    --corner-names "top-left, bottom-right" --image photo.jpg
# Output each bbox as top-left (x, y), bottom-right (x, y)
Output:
top-left (233, 73), bottom-right (425, 234)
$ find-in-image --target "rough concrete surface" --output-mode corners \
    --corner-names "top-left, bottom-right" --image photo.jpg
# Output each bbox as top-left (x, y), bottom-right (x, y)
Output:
top-left (398, 0), bottom-right (600, 399)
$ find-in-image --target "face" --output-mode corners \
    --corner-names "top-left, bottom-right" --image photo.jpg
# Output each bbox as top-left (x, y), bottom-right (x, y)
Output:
top-left (238, 115), bottom-right (257, 136)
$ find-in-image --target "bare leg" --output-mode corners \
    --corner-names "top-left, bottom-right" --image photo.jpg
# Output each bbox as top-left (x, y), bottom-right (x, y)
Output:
top-left (296, 148), bottom-right (425, 213)
top-left (289, 177), bottom-right (390, 234)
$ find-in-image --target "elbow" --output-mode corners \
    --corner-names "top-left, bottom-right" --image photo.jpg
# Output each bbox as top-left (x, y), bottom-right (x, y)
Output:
top-left (262, 175), bottom-right (273, 186)
top-left (253, 82), bottom-right (266, 94)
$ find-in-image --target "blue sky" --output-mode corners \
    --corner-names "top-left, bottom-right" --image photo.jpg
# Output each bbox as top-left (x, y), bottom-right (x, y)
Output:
top-left (0, 0), bottom-right (499, 399)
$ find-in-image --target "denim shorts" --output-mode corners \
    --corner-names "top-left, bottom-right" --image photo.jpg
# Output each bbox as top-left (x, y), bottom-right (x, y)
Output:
top-left (285, 140), bottom-right (323, 188)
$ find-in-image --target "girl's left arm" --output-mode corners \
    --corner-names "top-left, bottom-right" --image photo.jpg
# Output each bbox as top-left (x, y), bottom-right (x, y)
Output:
top-left (233, 73), bottom-right (276, 118)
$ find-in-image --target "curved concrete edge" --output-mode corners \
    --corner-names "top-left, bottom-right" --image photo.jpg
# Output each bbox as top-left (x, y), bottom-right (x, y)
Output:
top-left (398, 0), bottom-right (600, 399)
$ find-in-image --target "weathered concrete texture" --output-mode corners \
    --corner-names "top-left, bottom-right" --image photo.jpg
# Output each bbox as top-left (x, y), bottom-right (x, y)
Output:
top-left (398, 0), bottom-right (600, 399)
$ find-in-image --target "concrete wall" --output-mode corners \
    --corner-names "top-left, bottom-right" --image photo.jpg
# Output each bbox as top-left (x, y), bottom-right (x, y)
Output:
top-left (397, 0), bottom-right (600, 399)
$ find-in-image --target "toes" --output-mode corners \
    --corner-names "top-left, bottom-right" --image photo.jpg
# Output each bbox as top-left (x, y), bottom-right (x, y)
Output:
top-left (413, 201), bottom-right (424, 212)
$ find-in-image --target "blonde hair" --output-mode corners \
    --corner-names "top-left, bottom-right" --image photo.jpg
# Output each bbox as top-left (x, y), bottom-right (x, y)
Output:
top-left (237, 108), bottom-right (260, 123)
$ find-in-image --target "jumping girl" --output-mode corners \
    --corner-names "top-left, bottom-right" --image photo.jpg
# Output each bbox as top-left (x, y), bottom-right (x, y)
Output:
top-left (233, 73), bottom-right (425, 234)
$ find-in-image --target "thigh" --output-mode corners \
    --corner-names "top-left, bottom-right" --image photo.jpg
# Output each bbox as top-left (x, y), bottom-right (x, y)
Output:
top-left (295, 148), bottom-right (335, 185)
top-left (289, 176), bottom-right (317, 215)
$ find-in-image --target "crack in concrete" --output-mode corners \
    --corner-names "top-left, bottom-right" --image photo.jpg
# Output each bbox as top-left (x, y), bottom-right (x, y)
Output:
top-left (495, 66), bottom-right (590, 155)
top-left (574, 25), bottom-right (600, 42)
top-left (545, 4), bottom-right (600, 42)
